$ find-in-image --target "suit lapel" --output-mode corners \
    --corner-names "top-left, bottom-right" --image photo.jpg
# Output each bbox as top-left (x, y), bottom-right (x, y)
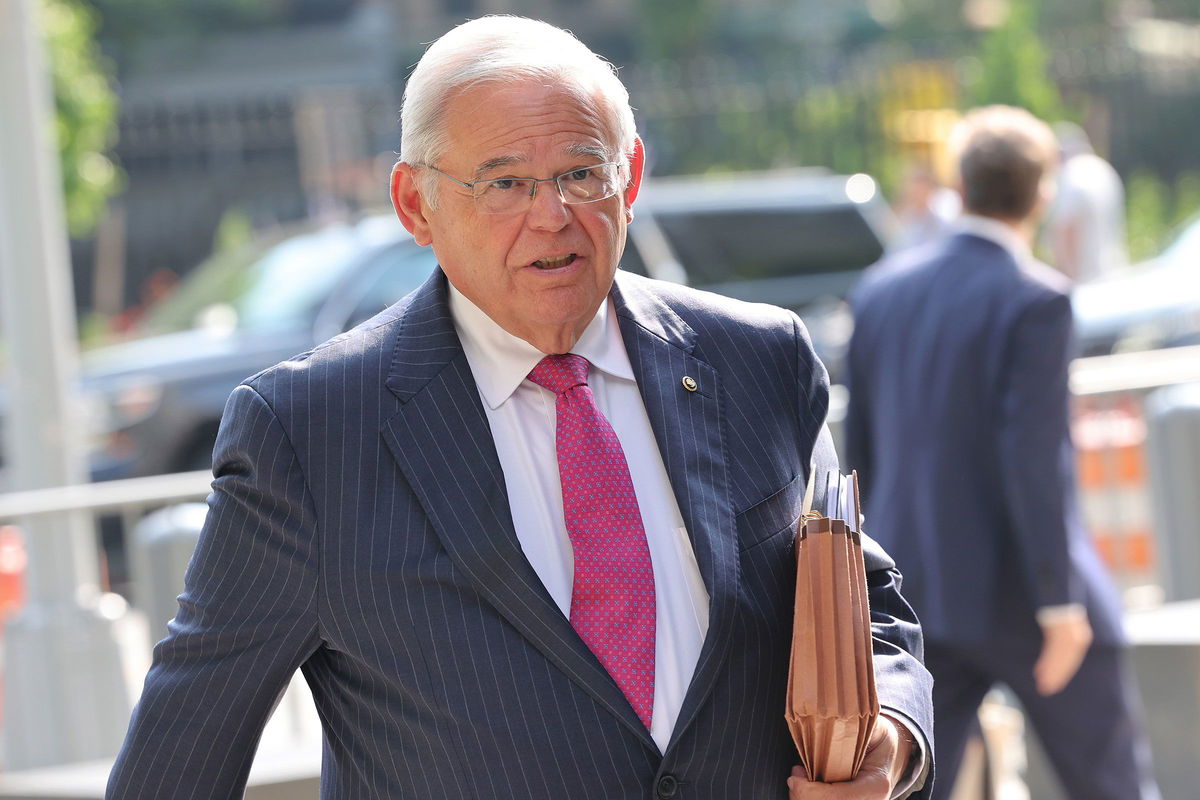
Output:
top-left (611, 274), bottom-right (739, 755)
top-left (380, 270), bottom-right (657, 752)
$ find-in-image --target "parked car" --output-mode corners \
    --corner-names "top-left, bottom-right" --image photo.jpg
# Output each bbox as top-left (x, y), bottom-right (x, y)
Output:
top-left (83, 215), bottom-right (432, 480)
top-left (75, 169), bottom-right (890, 481)
top-left (627, 170), bottom-right (889, 377)
top-left (1072, 215), bottom-right (1200, 357)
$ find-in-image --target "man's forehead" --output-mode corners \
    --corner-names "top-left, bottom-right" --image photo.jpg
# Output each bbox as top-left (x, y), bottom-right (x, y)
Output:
top-left (443, 80), bottom-right (617, 167)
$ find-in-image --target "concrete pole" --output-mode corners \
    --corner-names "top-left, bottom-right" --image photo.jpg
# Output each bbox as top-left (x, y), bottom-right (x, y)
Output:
top-left (0, 0), bottom-right (130, 769)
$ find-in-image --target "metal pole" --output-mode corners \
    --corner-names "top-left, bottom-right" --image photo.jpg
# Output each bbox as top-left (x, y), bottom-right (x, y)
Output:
top-left (0, 0), bottom-right (130, 769)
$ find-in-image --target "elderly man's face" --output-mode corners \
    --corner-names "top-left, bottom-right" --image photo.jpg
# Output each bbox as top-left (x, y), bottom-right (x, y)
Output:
top-left (393, 81), bottom-right (643, 353)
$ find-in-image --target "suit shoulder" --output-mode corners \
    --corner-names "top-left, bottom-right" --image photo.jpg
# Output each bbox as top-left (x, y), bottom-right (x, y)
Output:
top-left (615, 273), bottom-right (825, 398)
top-left (1017, 257), bottom-right (1072, 298)
top-left (241, 292), bottom-right (413, 406)
top-left (619, 271), bottom-right (798, 336)
top-left (852, 241), bottom-right (944, 309)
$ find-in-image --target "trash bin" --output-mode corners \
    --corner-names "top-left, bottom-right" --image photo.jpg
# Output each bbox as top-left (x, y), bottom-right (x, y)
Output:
top-left (1144, 382), bottom-right (1200, 602)
top-left (131, 503), bottom-right (209, 645)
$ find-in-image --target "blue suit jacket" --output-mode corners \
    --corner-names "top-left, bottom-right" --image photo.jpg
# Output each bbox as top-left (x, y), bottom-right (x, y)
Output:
top-left (844, 233), bottom-right (1124, 649)
top-left (109, 269), bottom-right (933, 799)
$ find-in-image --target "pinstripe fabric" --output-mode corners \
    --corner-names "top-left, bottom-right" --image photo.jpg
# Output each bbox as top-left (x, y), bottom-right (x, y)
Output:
top-left (107, 268), bottom-right (933, 799)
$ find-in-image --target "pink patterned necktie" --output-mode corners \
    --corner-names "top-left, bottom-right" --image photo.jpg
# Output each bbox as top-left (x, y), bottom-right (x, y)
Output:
top-left (528, 353), bottom-right (656, 729)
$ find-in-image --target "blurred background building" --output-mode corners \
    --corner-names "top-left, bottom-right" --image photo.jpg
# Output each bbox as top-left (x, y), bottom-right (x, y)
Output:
top-left (51, 0), bottom-right (1200, 330)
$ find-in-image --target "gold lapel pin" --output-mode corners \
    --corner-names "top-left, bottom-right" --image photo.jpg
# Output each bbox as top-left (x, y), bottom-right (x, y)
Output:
top-left (681, 376), bottom-right (698, 392)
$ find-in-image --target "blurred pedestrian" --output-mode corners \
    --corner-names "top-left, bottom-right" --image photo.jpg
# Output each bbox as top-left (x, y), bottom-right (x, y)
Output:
top-left (845, 106), bottom-right (1160, 800)
top-left (1042, 121), bottom-right (1128, 283)
top-left (891, 162), bottom-right (960, 251)
top-left (107, 16), bottom-right (934, 799)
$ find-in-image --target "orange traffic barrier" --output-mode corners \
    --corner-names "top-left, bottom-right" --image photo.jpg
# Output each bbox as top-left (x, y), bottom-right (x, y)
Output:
top-left (1073, 394), bottom-right (1156, 585)
top-left (0, 524), bottom-right (26, 622)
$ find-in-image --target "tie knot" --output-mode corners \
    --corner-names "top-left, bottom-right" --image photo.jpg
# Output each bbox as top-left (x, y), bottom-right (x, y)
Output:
top-left (528, 354), bottom-right (590, 395)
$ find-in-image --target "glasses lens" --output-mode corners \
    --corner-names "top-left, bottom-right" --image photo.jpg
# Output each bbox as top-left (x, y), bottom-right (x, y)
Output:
top-left (474, 178), bottom-right (535, 214)
top-left (469, 165), bottom-right (620, 214)
top-left (558, 164), bottom-right (619, 204)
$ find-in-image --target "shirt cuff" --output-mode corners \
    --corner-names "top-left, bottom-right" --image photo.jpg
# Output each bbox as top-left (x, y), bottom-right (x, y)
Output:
top-left (881, 710), bottom-right (929, 800)
top-left (1036, 603), bottom-right (1088, 626)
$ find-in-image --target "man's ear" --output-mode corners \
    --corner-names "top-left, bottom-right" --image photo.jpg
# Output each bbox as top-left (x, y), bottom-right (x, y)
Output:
top-left (390, 162), bottom-right (434, 246)
top-left (622, 137), bottom-right (647, 221)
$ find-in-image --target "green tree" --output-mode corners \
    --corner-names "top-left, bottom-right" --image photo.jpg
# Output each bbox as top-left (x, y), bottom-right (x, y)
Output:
top-left (637, 0), bottom-right (720, 61)
top-left (1125, 170), bottom-right (1169, 262)
top-left (966, 0), bottom-right (1065, 121)
top-left (44, 0), bottom-right (121, 236)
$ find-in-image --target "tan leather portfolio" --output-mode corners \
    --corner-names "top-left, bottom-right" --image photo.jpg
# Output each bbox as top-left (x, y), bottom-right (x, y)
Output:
top-left (785, 469), bottom-right (879, 782)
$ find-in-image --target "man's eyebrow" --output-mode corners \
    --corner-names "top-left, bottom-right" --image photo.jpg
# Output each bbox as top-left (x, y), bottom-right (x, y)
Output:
top-left (473, 156), bottom-right (525, 179)
top-left (566, 143), bottom-right (612, 161)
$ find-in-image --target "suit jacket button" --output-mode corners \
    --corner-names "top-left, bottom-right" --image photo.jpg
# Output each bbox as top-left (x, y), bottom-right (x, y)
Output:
top-left (681, 376), bottom-right (698, 392)
top-left (656, 773), bottom-right (679, 799)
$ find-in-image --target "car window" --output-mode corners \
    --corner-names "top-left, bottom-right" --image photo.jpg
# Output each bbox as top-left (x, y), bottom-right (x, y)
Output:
top-left (339, 245), bottom-right (439, 331)
top-left (137, 245), bottom-right (264, 336)
top-left (1161, 217), bottom-right (1200, 265)
top-left (139, 224), bottom-right (383, 337)
top-left (237, 228), bottom-right (372, 331)
top-left (653, 206), bottom-right (885, 287)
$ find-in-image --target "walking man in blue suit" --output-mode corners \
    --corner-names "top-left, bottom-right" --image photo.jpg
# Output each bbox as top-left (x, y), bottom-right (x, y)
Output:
top-left (109, 16), bottom-right (934, 799)
top-left (845, 106), bottom-right (1160, 800)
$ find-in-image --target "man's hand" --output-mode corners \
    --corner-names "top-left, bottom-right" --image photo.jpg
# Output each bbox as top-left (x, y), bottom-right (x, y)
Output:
top-left (1034, 614), bottom-right (1093, 695)
top-left (786, 714), bottom-right (914, 799)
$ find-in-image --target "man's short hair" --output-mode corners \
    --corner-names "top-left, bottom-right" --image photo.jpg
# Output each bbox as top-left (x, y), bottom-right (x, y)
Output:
top-left (399, 16), bottom-right (638, 206)
top-left (950, 106), bottom-right (1057, 221)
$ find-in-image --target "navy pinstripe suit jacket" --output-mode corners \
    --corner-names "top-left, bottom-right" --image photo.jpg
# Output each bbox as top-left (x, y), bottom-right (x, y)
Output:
top-left (108, 269), bottom-right (933, 799)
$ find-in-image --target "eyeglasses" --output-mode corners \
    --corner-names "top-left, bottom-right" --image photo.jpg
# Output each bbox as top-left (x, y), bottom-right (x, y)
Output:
top-left (421, 162), bottom-right (623, 215)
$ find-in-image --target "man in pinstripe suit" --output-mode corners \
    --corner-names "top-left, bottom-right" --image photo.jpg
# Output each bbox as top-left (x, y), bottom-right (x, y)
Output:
top-left (108, 17), bottom-right (933, 800)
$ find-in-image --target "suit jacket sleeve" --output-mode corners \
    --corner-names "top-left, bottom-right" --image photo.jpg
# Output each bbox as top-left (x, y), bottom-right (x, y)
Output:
top-left (997, 291), bottom-right (1079, 609)
top-left (107, 383), bottom-right (322, 799)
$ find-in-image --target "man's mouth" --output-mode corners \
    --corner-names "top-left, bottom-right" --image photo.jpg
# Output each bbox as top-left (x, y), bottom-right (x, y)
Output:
top-left (531, 254), bottom-right (578, 269)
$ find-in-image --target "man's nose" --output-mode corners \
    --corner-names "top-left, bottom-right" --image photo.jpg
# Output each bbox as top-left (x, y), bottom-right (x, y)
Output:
top-left (525, 179), bottom-right (572, 231)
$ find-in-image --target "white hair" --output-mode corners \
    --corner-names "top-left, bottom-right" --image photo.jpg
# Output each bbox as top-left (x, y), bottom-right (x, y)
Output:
top-left (399, 16), bottom-right (637, 206)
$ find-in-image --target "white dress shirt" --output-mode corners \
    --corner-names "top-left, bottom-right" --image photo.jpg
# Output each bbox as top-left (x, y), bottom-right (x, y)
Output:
top-left (956, 213), bottom-right (1034, 264)
top-left (449, 286), bottom-right (709, 754)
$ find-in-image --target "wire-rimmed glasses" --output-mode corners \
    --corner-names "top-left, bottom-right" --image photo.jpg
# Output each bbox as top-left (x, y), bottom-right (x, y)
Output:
top-left (421, 162), bottom-right (623, 215)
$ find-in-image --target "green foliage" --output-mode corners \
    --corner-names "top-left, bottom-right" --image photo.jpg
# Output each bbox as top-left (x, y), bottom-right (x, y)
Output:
top-left (1126, 171), bottom-right (1168, 263)
top-left (965, 0), bottom-right (1065, 121)
top-left (637, 0), bottom-right (720, 61)
top-left (44, 0), bottom-right (121, 237)
top-left (1125, 169), bottom-right (1200, 262)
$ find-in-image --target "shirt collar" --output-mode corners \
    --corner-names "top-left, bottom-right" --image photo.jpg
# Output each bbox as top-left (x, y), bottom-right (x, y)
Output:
top-left (955, 213), bottom-right (1032, 263)
top-left (448, 283), bottom-right (636, 410)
